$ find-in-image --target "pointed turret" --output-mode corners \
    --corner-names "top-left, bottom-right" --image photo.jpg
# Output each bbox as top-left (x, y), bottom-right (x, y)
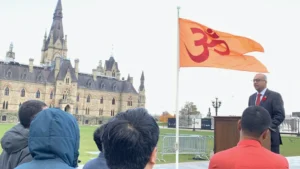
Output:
top-left (139, 71), bottom-right (145, 91)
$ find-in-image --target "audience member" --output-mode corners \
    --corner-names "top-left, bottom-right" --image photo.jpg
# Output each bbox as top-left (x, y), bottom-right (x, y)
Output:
top-left (209, 106), bottom-right (289, 169)
top-left (0, 100), bottom-right (47, 169)
top-left (102, 108), bottom-right (159, 169)
top-left (15, 108), bottom-right (80, 169)
top-left (83, 125), bottom-right (109, 169)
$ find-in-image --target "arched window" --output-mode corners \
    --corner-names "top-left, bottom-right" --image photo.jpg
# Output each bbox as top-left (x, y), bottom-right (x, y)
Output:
top-left (100, 97), bottom-right (103, 104)
top-left (127, 96), bottom-right (133, 106)
top-left (36, 90), bottom-right (40, 98)
top-left (112, 98), bottom-right (115, 105)
top-left (4, 87), bottom-right (9, 96)
top-left (77, 94), bottom-right (79, 102)
top-left (111, 110), bottom-right (115, 116)
top-left (21, 89), bottom-right (25, 97)
top-left (87, 95), bottom-right (91, 103)
top-left (50, 91), bottom-right (53, 99)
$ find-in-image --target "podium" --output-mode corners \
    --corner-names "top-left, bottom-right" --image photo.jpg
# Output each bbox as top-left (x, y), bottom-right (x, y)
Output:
top-left (214, 116), bottom-right (271, 153)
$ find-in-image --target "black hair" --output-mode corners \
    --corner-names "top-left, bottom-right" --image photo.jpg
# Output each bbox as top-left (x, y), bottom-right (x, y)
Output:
top-left (241, 106), bottom-right (271, 138)
top-left (93, 125), bottom-right (105, 152)
top-left (18, 100), bottom-right (47, 128)
top-left (102, 108), bottom-right (159, 169)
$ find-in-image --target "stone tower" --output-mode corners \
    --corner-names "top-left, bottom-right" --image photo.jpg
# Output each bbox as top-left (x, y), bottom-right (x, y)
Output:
top-left (138, 71), bottom-right (146, 108)
top-left (40, 0), bottom-right (68, 65)
top-left (5, 43), bottom-right (15, 62)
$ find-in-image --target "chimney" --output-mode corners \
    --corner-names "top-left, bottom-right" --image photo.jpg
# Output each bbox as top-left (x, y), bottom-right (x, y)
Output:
top-left (55, 57), bottom-right (60, 79)
top-left (92, 69), bottom-right (97, 81)
top-left (74, 59), bottom-right (79, 78)
top-left (29, 58), bottom-right (34, 73)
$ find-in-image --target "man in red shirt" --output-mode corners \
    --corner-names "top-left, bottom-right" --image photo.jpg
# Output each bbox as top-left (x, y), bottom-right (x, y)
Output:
top-left (209, 106), bottom-right (289, 169)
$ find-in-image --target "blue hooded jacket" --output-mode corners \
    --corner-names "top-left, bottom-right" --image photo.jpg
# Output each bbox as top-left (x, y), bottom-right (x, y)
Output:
top-left (15, 108), bottom-right (80, 169)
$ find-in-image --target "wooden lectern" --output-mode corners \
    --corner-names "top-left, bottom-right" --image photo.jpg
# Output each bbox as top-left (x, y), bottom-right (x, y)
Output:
top-left (214, 116), bottom-right (271, 153)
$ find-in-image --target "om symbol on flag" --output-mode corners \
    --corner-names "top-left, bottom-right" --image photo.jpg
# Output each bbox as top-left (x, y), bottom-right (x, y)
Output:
top-left (185, 28), bottom-right (230, 63)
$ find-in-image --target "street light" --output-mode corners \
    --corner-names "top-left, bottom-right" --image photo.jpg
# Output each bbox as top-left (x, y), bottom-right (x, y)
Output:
top-left (193, 118), bottom-right (196, 131)
top-left (212, 97), bottom-right (222, 116)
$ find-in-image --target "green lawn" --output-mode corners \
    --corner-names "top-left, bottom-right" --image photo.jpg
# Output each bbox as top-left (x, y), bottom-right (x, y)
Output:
top-left (0, 124), bottom-right (300, 165)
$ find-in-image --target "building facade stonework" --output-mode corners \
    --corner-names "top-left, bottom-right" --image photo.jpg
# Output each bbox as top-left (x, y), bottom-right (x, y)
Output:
top-left (0, 0), bottom-right (145, 124)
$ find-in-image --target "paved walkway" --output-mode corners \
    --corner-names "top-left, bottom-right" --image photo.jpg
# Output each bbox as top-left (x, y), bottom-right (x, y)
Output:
top-left (78, 156), bottom-right (300, 169)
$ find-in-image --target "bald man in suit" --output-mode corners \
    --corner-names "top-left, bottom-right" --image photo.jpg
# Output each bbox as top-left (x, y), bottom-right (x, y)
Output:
top-left (248, 73), bottom-right (285, 154)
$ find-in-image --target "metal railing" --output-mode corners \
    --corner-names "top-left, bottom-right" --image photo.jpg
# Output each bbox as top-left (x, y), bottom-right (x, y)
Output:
top-left (279, 117), bottom-right (300, 136)
top-left (157, 135), bottom-right (214, 162)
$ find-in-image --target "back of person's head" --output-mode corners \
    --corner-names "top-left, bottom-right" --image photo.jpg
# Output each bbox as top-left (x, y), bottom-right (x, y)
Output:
top-left (239, 106), bottom-right (271, 139)
top-left (18, 100), bottom-right (47, 128)
top-left (93, 125), bottom-right (105, 152)
top-left (102, 108), bottom-right (159, 169)
top-left (29, 108), bottom-right (80, 168)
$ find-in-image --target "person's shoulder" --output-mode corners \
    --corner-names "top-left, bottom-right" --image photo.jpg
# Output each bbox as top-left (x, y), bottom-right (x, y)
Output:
top-left (272, 153), bottom-right (289, 164)
top-left (267, 89), bottom-right (281, 96)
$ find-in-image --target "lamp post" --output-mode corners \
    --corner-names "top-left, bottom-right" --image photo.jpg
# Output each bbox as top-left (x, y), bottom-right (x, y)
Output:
top-left (193, 118), bottom-right (196, 131)
top-left (212, 97), bottom-right (222, 116)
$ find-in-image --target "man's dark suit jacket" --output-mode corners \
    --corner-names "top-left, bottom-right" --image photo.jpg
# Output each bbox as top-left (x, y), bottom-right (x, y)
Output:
top-left (248, 89), bottom-right (285, 146)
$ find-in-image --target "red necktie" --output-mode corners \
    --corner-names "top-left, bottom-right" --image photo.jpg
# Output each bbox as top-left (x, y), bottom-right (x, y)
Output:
top-left (256, 93), bottom-right (262, 106)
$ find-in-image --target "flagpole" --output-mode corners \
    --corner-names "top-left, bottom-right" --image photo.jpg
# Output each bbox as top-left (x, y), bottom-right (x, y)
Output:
top-left (175, 6), bottom-right (180, 169)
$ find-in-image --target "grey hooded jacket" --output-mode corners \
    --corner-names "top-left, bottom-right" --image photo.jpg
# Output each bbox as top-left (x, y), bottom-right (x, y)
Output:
top-left (0, 123), bottom-right (32, 169)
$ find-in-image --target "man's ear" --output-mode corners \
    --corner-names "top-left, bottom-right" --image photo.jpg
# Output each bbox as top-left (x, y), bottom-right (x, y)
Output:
top-left (261, 129), bottom-right (269, 140)
top-left (149, 147), bottom-right (157, 164)
top-left (237, 119), bottom-right (242, 131)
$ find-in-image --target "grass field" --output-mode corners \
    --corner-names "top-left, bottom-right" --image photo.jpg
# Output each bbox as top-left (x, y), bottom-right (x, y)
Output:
top-left (0, 123), bottom-right (300, 165)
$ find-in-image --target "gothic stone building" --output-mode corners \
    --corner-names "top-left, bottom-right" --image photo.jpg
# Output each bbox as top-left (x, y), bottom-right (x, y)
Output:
top-left (0, 0), bottom-right (145, 124)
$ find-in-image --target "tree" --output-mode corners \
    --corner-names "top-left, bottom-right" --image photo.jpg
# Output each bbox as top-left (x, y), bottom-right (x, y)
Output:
top-left (159, 111), bottom-right (174, 123)
top-left (179, 102), bottom-right (200, 127)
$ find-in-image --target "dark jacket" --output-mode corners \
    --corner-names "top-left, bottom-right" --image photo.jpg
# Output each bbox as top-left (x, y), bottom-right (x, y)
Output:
top-left (83, 153), bottom-right (109, 169)
top-left (0, 123), bottom-right (32, 169)
top-left (15, 108), bottom-right (80, 169)
top-left (248, 89), bottom-right (285, 146)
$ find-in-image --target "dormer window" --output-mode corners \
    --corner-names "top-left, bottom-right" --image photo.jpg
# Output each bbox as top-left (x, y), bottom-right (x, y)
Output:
top-left (112, 84), bottom-right (117, 91)
top-left (66, 78), bottom-right (70, 84)
top-left (6, 71), bottom-right (12, 78)
top-left (37, 75), bottom-right (42, 81)
top-left (21, 73), bottom-right (27, 79)
top-left (101, 83), bottom-right (105, 89)
top-left (87, 80), bottom-right (92, 88)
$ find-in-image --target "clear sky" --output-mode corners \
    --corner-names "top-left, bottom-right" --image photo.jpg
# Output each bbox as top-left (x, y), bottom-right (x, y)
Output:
top-left (0, 0), bottom-right (299, 116)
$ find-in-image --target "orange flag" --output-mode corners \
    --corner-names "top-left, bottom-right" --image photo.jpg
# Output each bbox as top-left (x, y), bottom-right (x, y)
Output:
top-left (179, 18), bottom-right (268, 72)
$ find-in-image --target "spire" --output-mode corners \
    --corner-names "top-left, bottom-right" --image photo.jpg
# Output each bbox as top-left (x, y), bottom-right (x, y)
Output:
top-left (111, 44), bottom-right (114, 57)
top-left (54, 0), bottom-right (63, 19)
top-left (44, 0), bottom-right (64, 50)
top-left (139, 71), bottom-right (145, 91)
